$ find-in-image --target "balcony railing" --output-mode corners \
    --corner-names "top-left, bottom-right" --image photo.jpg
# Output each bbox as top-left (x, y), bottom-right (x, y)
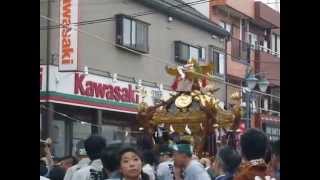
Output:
top-left (231, 38), bottom-right (251, 63)
top-left (256, 44), bottom-right (280, 58)
top-left (255, 50), bottom-right (280, 86)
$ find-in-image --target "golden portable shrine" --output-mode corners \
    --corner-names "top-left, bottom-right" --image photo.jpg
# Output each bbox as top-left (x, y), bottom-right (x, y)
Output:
top-left (136, 59), bottom-right (243, 157)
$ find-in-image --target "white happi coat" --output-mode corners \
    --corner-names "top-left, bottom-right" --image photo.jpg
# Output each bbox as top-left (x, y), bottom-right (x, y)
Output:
top-left (40, 176), bottom-right (50, 180)
top-left (183, 160), bottom-right (211, 180)
top-left (64, 158), bottom-right (90, 180)
top-left (157, 160), bottom-right (175, 180)
top-left (71, 159), bottom-right (103, 180)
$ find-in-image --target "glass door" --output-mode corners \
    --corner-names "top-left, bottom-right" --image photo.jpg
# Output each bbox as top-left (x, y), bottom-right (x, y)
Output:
top-left (72, 122), bottom-right (92, 155)
top-left (51, 120), bottom-right (66, 158)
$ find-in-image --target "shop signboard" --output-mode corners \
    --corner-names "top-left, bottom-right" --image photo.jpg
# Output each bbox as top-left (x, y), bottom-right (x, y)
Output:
top-left (40, 65), bottom-right (172, 113)
top-left (261, 114), bottom-right (280, 141)
top-left (265, 123), bottom-right (280, 141)
top-left (40, 65), bottom-right (46, 91)
top-left (58, 0), bottom-right (78, 71)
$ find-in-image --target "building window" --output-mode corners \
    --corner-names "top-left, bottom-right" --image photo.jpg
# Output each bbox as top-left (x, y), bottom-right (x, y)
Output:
top-left (271, 33), bottom-right (280, 57)
top-left (277, 36), bottom-right (280, 57)
top-left (209, 47), bottom-right (225, 76)
top-left (116, 14), bottom-right (150, 53)
top-left (270, 87), bottom-right (280, 114)
top-left (72, 122), bottom-right (91, 156)
top-left (51, 119), bottom-right (66, 158)
top-left (219, 21), bottom-right (232, 34)
top-left (231, 38), bottom-right (251, 64)
top-left (248, 32), bottom-right (258, 49)
top-left (174, 41), bottom-right (205, 63)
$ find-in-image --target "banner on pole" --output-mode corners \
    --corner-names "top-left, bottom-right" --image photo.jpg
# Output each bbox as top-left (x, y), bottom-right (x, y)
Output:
top-left (59, 0), bottom-right (78, 71)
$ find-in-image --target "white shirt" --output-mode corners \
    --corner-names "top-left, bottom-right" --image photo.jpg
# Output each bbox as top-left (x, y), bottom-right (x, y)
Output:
top-left (64, 158), bottom-right (90, 180)
top-left (183, 160), bottom-right (211, 180)
top-left (156, 160), bottom-right (174, 180)
top-left (143, 164), bottom-right (155, 180)
top-left (71, 159), bottom-right (103, 180)
top-left (40, 176), bottom-right (50, 180)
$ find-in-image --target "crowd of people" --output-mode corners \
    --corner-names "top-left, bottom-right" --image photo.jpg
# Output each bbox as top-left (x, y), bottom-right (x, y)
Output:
top-left (40, 128), bottom-right (280, 180)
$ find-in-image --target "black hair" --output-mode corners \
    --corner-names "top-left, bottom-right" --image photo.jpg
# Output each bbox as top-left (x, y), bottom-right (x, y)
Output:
top-left (240, 128), bottom-right (268, 161)
top-left (101, 146), bottom-right (120, 172)
top-left (48, 166), bottom-right (66, 180)
top-left (217, 146), bottom-right (241, 174)
top-left (84, 135), bottom-right (106, 160)
top-left (118, 146), bottom-right (143, 162)
top-left (142, 150), bottom-right (156, 165)
top-left (118, 147), bottom-right (150, 180)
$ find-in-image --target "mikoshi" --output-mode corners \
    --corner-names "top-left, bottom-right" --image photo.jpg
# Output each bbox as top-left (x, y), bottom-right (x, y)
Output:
top-left (136, 58), bottom-right (243, 157)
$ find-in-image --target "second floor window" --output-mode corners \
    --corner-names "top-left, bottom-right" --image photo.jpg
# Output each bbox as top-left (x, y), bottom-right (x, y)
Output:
top-left (248, 32), bottom-right (258, 49)
top-left (219, 21), bottom-right (232, 34)
top-left (271, 33), bottom-right (280, 57)
top-left (231, 38), bottom-right (251, 63)
top-left (174, 41), bottom-right (205, 63)
top-left (116, 14), bottom-right (149, 53)
top-left (209, 46), bottom-right (225, 76)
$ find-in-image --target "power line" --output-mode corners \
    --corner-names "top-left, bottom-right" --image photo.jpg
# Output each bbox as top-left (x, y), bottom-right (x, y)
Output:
top-left (40, 0), bottom-right (215, 30)
top-left (40, 0), bottom-right (281, 60)
top-left (40, 12), bottom-right (276, 88)
top-left (40, 15), bottom-right (280, 99)
top-left (40, 2), bottom-right (280, 62)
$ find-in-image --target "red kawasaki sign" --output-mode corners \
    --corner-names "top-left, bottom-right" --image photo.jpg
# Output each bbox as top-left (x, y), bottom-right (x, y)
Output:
top-left (74, 73), bottom-right (139, 104)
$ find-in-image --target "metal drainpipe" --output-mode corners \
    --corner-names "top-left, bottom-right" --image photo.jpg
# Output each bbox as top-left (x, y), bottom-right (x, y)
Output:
top-left (45, 1), bottom-right (51, 139)
top-left (224, 36), bottom-right (228, 108)
top-left (246, 90), bottom-right (251, 129)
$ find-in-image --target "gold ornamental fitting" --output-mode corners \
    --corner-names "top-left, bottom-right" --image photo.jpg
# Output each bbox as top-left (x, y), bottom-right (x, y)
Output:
top-left (175, 94), bottom-right (192, 109)
top-left (231, 92), bottom-right (241, 100)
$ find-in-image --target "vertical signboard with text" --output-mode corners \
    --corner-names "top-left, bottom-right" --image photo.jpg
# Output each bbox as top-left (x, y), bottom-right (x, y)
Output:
top-left (40, 65), bottom-right (47, 91)
top-left (59, 0), bottom-right (78, 71)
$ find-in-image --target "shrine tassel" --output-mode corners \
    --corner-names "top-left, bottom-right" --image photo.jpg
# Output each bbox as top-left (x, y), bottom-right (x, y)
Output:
top-left (171, 76), bottom-right (180, 91)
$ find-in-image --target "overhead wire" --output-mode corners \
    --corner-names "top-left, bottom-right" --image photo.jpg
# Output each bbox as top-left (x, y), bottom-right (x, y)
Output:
top-left (40, 1), bottom-right (280, 63)
top-left (40, 0), bottom-right (280, 98)
top-left (40, 14), bottom-right (280, 100)
top-left (40, 0), bottom-right (215, 30)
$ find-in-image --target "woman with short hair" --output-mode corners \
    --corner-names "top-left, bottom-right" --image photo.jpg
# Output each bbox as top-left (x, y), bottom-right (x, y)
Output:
top-left (118, 147), bottom-right (150, 180)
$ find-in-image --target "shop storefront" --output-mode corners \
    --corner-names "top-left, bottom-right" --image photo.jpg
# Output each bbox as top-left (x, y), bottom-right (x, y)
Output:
top-left (40, 65), bottom-right (171, 157)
